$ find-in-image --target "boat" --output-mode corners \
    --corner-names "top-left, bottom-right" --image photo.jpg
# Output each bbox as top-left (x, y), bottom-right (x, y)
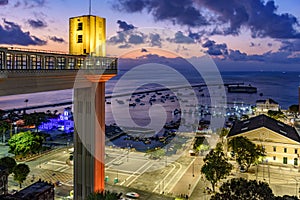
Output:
top-left (129, 103), bottom-right (136, 107)
top-left (227, 84), bottom-right (257, 93)
top-left (116, 99), bottom-right (125, 104)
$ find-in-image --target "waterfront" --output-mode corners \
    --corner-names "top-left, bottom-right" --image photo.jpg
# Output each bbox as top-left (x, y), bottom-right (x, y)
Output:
top-left (1, 71), bottom-right (299, 112)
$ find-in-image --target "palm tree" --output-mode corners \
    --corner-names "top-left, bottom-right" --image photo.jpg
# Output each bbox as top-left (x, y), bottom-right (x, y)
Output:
top-left (24, 99), bottom-right (28, 114)
top-left (0, 120), bottom-right (10, 143)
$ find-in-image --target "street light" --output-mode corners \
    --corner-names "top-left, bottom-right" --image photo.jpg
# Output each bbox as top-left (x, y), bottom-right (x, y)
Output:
top-left (24, 99), bottom-right (28, 113)
top-left (192, 161), bottom-right (195, 177)
top-left (126, 143), bottom-right (130, 162)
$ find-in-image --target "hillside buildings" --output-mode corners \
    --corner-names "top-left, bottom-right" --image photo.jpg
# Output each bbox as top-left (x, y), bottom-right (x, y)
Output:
top-left (256, 98), bottom-right (280, 113)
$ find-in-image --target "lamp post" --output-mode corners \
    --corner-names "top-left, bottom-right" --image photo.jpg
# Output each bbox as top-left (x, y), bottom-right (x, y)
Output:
top-left (126, 143), bottom-right (129, 162)
top-left (165, 148), bottom-right (168, 167)
top-left (10, 122), bottom-right (16, 138)
top-left (192, 160), bottom-right (195, 177)
top-left (24, 99), bottom-right (28, 113)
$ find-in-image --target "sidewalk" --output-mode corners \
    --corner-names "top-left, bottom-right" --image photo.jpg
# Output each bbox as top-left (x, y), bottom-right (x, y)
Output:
top-left (170, 156), bottom-right (204, 198)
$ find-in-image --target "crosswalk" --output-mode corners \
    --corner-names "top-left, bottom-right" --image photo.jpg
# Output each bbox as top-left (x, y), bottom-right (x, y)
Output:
top-left (39, 159), bottom-right (71, 173)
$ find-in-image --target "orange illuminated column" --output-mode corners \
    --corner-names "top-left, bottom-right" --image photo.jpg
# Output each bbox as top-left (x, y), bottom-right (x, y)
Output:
top-left (86, 74), bottom-right (115, 192)
top-left (94, 81), bottom-right (105, 191)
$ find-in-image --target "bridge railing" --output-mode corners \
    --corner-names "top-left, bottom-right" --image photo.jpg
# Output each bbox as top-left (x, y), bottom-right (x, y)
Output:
top-left (0, 47), bottom-right (117, 73)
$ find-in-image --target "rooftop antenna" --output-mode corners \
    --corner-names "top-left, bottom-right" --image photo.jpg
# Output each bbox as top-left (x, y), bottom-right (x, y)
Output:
top-left (89, 0), bottom-right (91, 15)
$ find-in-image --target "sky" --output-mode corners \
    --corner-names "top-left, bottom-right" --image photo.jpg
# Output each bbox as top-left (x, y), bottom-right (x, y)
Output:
top-left (0, 0), bottom-right (300, 71)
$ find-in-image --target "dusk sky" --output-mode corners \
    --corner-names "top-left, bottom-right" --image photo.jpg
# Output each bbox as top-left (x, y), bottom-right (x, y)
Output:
top-left (0, 0), bottom-right (300, 71)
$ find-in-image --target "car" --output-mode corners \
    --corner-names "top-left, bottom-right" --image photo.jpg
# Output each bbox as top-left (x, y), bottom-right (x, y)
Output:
top-left (239, 165), bottom-right (246, 173)
top-left (125, 192), bottom-right (140, 199)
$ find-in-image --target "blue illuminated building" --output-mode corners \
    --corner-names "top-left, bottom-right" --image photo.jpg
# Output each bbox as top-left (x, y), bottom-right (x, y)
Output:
top-left (39, 107), bottom-right (74, 133)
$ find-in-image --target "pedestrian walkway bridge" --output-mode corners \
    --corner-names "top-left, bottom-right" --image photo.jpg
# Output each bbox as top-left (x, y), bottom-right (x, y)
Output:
top-left (0, 47), bottom-right (118, 96)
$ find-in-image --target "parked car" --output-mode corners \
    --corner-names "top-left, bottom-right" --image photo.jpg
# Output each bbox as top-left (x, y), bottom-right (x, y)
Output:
top-left (125, 192), bottom-right (140, 199)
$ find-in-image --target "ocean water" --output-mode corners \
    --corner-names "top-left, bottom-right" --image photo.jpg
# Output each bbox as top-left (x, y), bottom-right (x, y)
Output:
top-left (0, 71), bottom-right (299, 112)
top-left (221, 71), bottom-right (300, 109)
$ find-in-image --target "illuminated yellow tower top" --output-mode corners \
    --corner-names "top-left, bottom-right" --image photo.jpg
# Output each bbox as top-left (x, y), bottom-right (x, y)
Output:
top-left (69, 15), bottom-right (106, 56)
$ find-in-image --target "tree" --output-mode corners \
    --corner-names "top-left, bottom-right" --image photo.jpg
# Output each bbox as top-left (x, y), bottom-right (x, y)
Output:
top-left (8, 131), bottom-right (44, 156)
top-left (0, 156), bottom-right (17, 174)
top-left (23, 112), bottom-right (49, 132)
top-left (145, 148), bottom-right (166, 160)
top-left (0, 109), bottom-right (5, 120)
top-left (217, 128), bottom-right (229, 143)
top-left (289, 105), bottom-right (299, 113)
top-left (267, 110), bottom-right (285, 120)
top-left (86, 190), bottom-right (122, 200)
top-left (228, 136), bottom-right (265, 171)
top-left (0, 120), bottom-right (9, 143)
top-left (211, 178), bottom-right (274, 200)
top-left (13, 163), bottom-right (30, 188)
top-left (201, 143), bottom-right (233, 192)
top-left (275, 195), bottom-right (299, 200)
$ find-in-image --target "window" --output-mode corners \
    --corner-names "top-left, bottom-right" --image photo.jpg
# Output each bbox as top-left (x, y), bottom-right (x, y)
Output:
top-left (294, 158), bottom-right (298, 166)
top-left (295, 149), bottom-right (298, 154)
top-left (77, 22), bottom-right (83, 30)
top-left (273, 156), bottom-right (276, 161)
top-left (273, 146), bottom-right (276, 152)
top-left (77, 35), bottom-right (83, 43)
top-left (284, 148), bottom-right (287, 153)
top-left (283, 157), bottom-right (288, 164)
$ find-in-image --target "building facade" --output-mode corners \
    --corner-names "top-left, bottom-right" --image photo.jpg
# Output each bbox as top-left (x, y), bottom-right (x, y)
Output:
top-left (0, 180), bottom-right (54, 200)
top-left (69, 15), bottom-right (106, 56)
top-left (256, 98), bottom-right (279, 113)
top-left (39, 107), bottom-right (74, 133)
top-left (227, 114), bottom-right (300, 166)
top-left (70, 14), bottom-right (116, 199)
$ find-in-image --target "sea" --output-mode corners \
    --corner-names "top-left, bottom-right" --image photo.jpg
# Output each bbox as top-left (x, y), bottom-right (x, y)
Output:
top-left (0, 71), bottom-right (299, 111)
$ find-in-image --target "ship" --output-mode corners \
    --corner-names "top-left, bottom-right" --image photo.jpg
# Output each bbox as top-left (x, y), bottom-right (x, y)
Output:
top-left (227, 84), bottom-right (257, 93)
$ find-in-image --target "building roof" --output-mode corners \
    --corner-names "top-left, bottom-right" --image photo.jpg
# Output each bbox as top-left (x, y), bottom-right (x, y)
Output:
top-left (256, 98), bottom-right (278, 105)
top-left (11, 180), bottom-right (54, 200)
top-left (228, 114), bottom-right (300, 143)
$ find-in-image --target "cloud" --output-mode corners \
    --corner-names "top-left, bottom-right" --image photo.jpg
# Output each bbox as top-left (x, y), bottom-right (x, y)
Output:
top-left (128, 33), bottom-right (145, 44)
top-left (118, 43), bottom-right (131, 48)
top-left (115, 0), bottom-right (209, 27)
top-left (49, 36), bottom-right (65, 43)
top-left (279, 40), bottom-right (300, 52)
top-left (117, 20), bottom-right (135, 31)
top-left (23, 0), bottom-right (46, 8)
top-left (0, 19), bottom-right (46, 45)
top-left (141, 48), bottom-right (148, 52)
top-left (167, 31), bottom-right (194, 44)
top-left (14, 1), bottom-right (21, 7)
top-left (115, 0), bottom-right (300, 39)
top-left (202, 39), bottom-right (228, 56)
top-left (149, 33), bottom-right (162, 47)
top-left (198, 0), bottom-right (300, 39)
top-left (28, 19), bottom-right (47, 28)
top-left (227, 48), bottom-right (300, 64)
top-left (108, 32), bottom-right (127, 44)
top-left (188, 31), bottom-right (202, 40)
top-left (249, 42), bottom-right (260, 47)
top-left (0, 0), bottom-right (8, 6)
top-left (108, 30), bottom-right (146, 48)
top-left (227, 49), bottom-right (247, 61)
